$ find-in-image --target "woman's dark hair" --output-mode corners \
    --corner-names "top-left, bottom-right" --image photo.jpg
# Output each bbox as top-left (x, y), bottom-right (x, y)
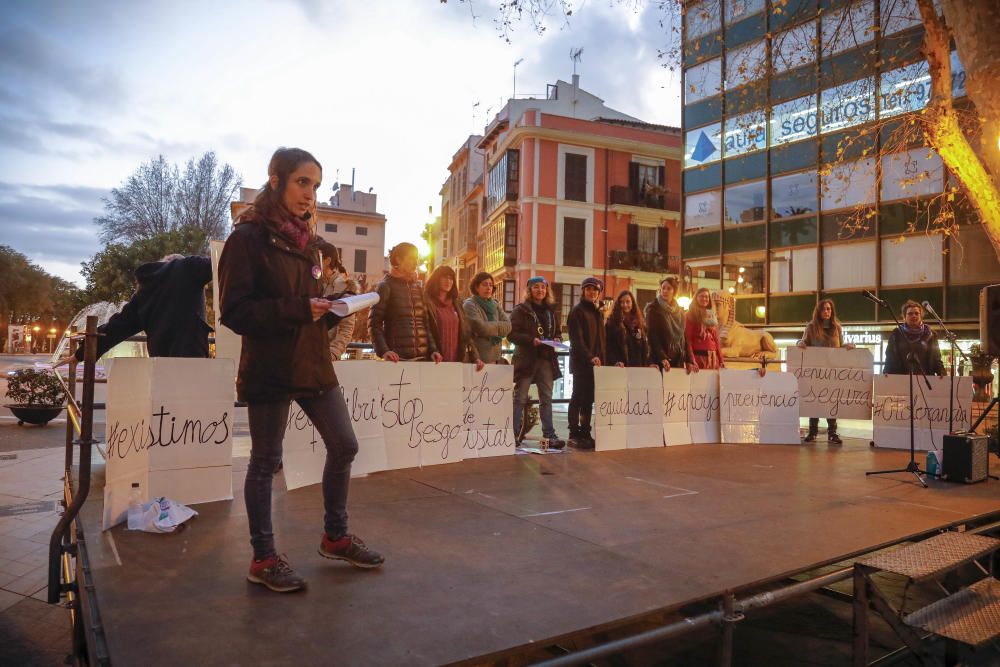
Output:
top-left (315, 239), bottom-right (342, 270)
top-left (389, 242), bottom-right (419, 268)
top-left (469, 271), bottom-right (495, 295)
top-left (659, 276), bottom-right (679, 290)
top-left (242, 147), bottom-right (322, 223)
top-left (608, 290), bottom-right (646, 330)
top-left (805, 298), bottom-right (842, 346)
top-left (425, 265), bottom-right (458, 304)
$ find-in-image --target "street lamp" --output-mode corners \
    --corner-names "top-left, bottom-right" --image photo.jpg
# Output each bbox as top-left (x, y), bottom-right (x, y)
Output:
top-left (32, 325), bottom-right (40, 353)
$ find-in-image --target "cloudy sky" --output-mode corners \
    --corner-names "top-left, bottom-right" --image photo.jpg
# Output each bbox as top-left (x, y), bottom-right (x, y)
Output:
top-left (0, 0), bottom-right (681, 286)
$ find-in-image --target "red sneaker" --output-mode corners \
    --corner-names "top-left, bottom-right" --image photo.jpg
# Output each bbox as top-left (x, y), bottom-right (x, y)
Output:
top-left (318, 533), bottom-right (385, 568)
top-left (247, 554), bottom-right (307, 593)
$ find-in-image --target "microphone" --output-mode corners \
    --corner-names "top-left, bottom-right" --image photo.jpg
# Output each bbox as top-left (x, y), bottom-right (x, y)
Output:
top-left (922, 301), bottom-right (941, 321)
top-left (862, 290), bottom-right (886, 306)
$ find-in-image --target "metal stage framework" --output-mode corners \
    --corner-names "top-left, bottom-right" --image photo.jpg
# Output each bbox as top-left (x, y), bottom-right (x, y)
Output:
top-left (44, 318), bottom-right (1000, 666)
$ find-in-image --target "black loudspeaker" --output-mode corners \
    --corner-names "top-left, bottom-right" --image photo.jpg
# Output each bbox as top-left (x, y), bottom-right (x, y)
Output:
top-left (941, 433), bottom-right (989, 484)
top-left (979, 285), bottom-right (1000, 357)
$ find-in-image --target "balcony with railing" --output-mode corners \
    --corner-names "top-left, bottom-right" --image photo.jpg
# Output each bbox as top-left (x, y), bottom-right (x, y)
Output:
top-left (609, 185), bottom-right (680, 212)
top-left (607, 249), bottom-right (681, 274)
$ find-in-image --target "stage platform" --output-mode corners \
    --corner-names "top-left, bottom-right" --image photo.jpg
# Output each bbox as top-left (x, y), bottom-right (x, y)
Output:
top-left (76, 440), bottom-right (1000, 665)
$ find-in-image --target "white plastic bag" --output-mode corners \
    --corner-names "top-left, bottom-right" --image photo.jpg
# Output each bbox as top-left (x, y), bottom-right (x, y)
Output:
top-left (126, 497), bottom-right (198, 533)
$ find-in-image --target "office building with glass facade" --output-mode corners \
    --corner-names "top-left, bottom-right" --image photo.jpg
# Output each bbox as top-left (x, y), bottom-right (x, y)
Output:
top-left (681, 0), bottom-right (1000, 362)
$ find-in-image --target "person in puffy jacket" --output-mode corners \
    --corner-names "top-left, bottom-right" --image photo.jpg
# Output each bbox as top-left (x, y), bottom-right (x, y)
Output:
top-left (368, 242), bottom-right (441, 362)
top-left (219, 147), bottom-right (383, 594)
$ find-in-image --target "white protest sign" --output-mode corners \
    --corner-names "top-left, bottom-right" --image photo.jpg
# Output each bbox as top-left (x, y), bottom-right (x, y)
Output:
top-left (462, 364), bottom-right (516, 458)
top-left (872, 375), bottom-right (972, 451)
top-left (719, 369), bottom-right (800, 444)
top-left (380, 361), bottom-right (465, 468)
top-left (209, 240), bottom-right (242, 363)
top-left (594, 367), bottom-right (663, 451)
top-left (103, 358), bottom-right (235, 529)
top-left (786, 347), bottom-right (874, 419)
top-left (661, 369), bottom-right (721, 445)
top-left (281, 360), bottom-right (387, 491)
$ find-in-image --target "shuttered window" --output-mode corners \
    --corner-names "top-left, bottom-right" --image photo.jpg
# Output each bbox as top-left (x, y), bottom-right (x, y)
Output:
top-left (565, 153), bottom-right (587, 202)
top-left (563, 217), bottom-right (586, 267)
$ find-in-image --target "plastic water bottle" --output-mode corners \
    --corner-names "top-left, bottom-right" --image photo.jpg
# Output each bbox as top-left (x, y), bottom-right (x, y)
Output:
top-left (127, 482), bottom-right (142, 528)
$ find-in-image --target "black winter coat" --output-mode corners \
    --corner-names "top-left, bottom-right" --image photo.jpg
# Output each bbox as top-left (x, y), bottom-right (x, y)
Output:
top-left (76, 256), bottom-right (213, 361)
top-left (218, 218), bottom-right (343, 403)
top-left (883, 327), bottom-right (946, 376)
top-left (509, 301), bottom-right (562, 381)
top-left (368, 275), bottom-right (438, 360)
top-left (567, 300), bottom-right (606, 374)
top-left (606, 318), bottom-right (650, 367)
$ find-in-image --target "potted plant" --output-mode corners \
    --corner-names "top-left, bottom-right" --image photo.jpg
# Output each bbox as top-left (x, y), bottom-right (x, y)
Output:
top-left (970, 343), bottom-right (994, 403)
top-left (4, 368), bottom-right (65, 426)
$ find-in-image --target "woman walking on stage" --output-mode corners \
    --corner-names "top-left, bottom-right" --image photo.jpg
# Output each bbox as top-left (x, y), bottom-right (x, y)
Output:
top-left (796, 299), bottom-right (854, 444)
top-left (463, 272), bottom-right (512, 364)
top-left (509, 276), bottom-right (565, 449)
top-left (607, 290), bottom-right (651, 368)
top-left (883, 300), bottom-right (946, 376)
top-left (644, 276), bottom-right (694, 372)
top-left (219, 147), bottom-right (383, 594)
top-left (685, 287), bottom-right (724, 370)
top-left (424, 265), bottom-right (484, 370)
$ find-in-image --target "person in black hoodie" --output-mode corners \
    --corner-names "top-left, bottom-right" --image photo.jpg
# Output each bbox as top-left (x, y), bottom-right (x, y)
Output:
top-left (606, 290), bottom-right (651, 368)
top-left (566, 277), bottom-right (606, 449)
top-left (72, 254), bottom-right (213, 361)
top-left (219, 147), bottom-right (383, 594)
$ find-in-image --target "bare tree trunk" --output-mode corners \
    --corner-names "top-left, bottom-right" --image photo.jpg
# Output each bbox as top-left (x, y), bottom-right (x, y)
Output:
top-left (920, 0), bottom-right (1000, 257)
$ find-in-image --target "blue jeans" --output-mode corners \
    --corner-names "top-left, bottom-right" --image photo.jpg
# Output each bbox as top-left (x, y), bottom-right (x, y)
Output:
top-left (245, 389), bottom-right (359, 560)
top-left (513, 360), bottom-right (557, 440)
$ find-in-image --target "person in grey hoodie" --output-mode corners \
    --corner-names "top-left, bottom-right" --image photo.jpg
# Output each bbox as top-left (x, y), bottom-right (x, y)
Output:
top-left (462, 271), bottom-right (511, 364)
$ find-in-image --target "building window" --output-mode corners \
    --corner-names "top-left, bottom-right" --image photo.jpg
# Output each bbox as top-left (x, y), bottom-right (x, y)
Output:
top-left (881, 0), bottom-right (921, 36)
top-left (685, 189), bottom-right (723, 230)
top-left (724, 180), bottom-right (766, 225)
top-left (325, 223), bottom-right (338, 233)
top-left (635, 163), bottom-right (660, 194)
top-left (353, 248), bottom-right (367, 273)
top-left (558, 283), bottom-right (582, 328)
top-left (770, 94), bottom-right (818, 146)
top-left (503, 213), bottom-right (518, 266)
top-left (950, 225), bottom-right (1000, 284)
top-left (821, 1), bottom-right (875, 57)
top-left (503, 280), bottom-right (516, 313)
top-left (722, 253), bottom-right (765, 295)
top-left (564, 153), bottom-right (588, 202)
top-left (880, 60), bottom-right (931, 118)
top-left (881, 147), bottom-right (944, 202)
top-left (951, 51), bottom-right (967, 98)
top-left (684, 122), bottom-right (723, 168)
top-left (723, 110), bottom-right (767, 158)
top-left (770, 247), bottom-right (818, 293)
top-left (686, 0), bottom-right (721, 42)
top-left (772, 20), bottom-right (816, 75)
top-left (881, 235), bottom-right (943, 286)
top-left (725, 40), bottom-right (765, 90)
top-left (820, 77), bottom-right (876, 134)
top-left (771, 171), bottom-right (818, 218)
top-left (684, 259), bottom-right (722, 292)
top-left (355, 226), bottom-right (368, 236)
top-left (821, 158), bottom-right (877, 211)
top-left (822, 241), bottom-right (877, 289)
top-left (563, 217), bottom-right (586, 267)
top-left (487, 149), bottom-right (520, 212)
top-left (684, 57), bottom-right (722, 104)
top-left (725, 0), bottom-right (764, 24)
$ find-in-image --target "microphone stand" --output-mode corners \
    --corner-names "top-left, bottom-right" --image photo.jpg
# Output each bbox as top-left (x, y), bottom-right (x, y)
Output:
top-left (924, 305), bottom-right (968, 433)
top-left (866, 296), bottom-right (932, 488)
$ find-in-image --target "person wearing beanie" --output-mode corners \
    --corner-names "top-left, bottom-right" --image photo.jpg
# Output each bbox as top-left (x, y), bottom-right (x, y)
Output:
top-left (509, 276), bottom-right (565, 449)
top-left (566, 277), bottom-right (606, 449)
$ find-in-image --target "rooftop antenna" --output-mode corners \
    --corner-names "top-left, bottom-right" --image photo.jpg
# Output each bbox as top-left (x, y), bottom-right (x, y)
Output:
top-left (570, 47), bottom-right (584, 75)
top-left (351, 167), bottom-right (356, 201)
top-left (513, 58), bottom-right (524, 99)
top-left (472, 100), bottom-right (480, 133)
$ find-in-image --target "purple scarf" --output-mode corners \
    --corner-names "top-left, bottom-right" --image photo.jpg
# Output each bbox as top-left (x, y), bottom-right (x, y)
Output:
top-left (900, 322), bottom-right (931, 344)
top-left (272, 210), bottom-right (311, 251)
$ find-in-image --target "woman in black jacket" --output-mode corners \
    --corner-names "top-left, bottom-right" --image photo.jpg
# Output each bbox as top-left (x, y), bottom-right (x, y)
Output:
top-left (368, 242), bottom-right (441, 362)
top-left (606, 290), bottom-right (651, 368)
top-left (884, 300), bottom-right (946, 376)
top-left (509, 276), bottom-right (564, 449)
top-left (423, 265), bottom-right (483, 369)
top-left (219, 147), bottom-right (383, 594)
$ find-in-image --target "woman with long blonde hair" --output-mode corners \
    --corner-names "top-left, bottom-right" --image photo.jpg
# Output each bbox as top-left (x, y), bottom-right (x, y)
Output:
top-left (684, 287), bottom-right (724, 370)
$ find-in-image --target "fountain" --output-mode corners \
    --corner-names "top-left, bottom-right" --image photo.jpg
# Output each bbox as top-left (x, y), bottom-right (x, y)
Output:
top-left (49, 301), bottom-right (148, 366)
